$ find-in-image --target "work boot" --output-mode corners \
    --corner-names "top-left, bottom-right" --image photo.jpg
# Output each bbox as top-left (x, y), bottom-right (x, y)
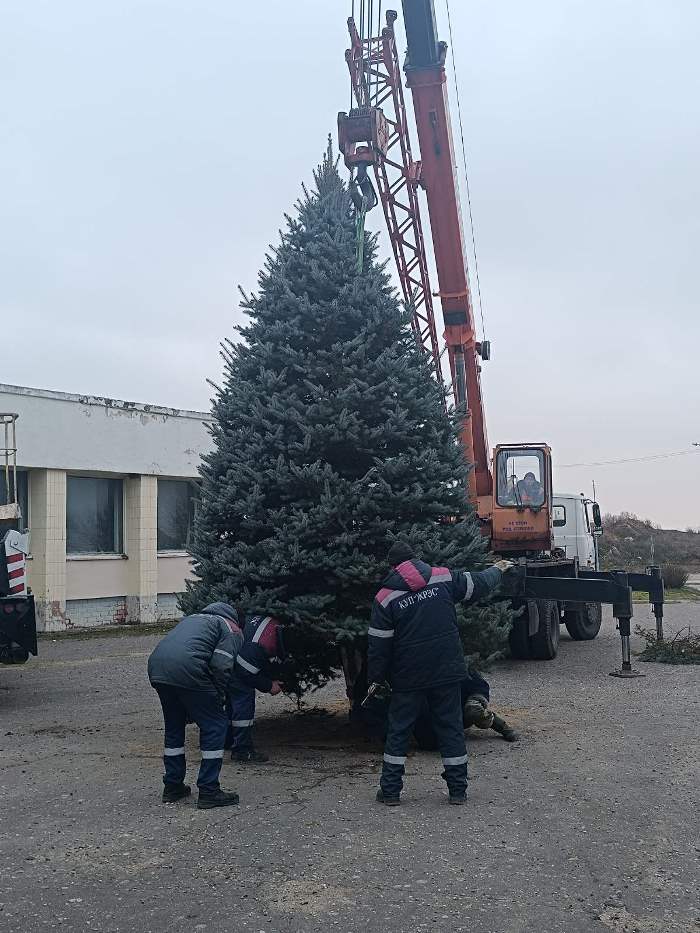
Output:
top-left (491, 713), bottom-right (520, 743)
top-left (376, 789), bottom-right (401, 807)
top-left (448, 794), bottom-right (467, 806)
top-left (196, 788), bottom-right (240, 810)
top-left (231, 748), bottom-right (270, 763)
top-left (161, 782), bottom-right (191, 803)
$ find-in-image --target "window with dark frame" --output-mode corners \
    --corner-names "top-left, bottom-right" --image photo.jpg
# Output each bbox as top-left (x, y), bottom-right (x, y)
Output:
top-left (157, 479), bottom-right (200, 552)
top-left (553, 505), bottom-right (567, 527)
top-left (496, 448), bottom-right (546, 508)
top-left (66, 476), bottom-right (123, 554)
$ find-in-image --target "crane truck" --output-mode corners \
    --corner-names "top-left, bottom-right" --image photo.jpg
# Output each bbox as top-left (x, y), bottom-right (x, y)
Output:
top-left (0, 413), bottom-right (37, 666)
top-left (337, 1), bottom-right (663, 672)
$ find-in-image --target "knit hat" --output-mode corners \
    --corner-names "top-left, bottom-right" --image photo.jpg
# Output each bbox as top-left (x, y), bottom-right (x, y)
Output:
top-left (387, 541), bottom-right (415, 566)
top-left (201, 602), bottom-right (239, 625)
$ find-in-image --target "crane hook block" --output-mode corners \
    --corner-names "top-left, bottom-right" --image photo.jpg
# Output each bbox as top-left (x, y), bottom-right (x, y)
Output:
top-left (338, 107), bottom-right (390, 172)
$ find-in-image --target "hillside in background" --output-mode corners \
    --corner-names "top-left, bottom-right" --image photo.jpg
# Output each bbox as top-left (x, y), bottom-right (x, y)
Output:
top-left (600, 513), bottom-right (700, 571)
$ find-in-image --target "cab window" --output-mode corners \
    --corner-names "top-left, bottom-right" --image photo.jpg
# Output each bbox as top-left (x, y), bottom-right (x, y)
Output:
top-left (552, 505), bottom-right (566, 527)
top-left (497, 449), bottom-right (545, 508)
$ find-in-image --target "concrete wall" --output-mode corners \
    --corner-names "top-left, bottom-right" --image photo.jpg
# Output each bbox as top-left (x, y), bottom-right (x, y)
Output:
top-left (157, 554), bottom-right (194, 593)
top-left (0, 383), bottom-right (212, 477)
top-left (156, 593), bottom-right (183, 622)
top-left (65, 597), bottom-right (128, 628)
top-left (66, 556), bottom-right (130, 600)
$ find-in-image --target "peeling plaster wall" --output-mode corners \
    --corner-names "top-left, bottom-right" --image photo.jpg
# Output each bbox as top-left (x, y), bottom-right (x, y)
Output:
top-left (0, 383), bottom-right (213, 477)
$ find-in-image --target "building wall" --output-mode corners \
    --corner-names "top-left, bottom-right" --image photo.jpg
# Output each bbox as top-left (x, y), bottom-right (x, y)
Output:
top-left (2, 383), bottom-right (213, 631)
top-left (65, 596), bottom-right (128, 628)
top-left (66, 557), bottom-right (130, 600)
top-left (156, 593), bottom-right (183, 622)
top-left (1, 383), bottom-right (211, 477)
top-left (157, 554), bottom-right (195, 594)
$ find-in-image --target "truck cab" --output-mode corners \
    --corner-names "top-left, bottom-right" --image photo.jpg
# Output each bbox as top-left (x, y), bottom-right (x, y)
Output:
top-left (552, 493), bottom-right (602, 570)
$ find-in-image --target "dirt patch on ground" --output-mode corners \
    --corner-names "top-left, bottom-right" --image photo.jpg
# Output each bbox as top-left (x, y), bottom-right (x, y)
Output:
top-left (262, 879), bottom-right (355, 917)
top-left (598, 906), bottom-right (700, 932)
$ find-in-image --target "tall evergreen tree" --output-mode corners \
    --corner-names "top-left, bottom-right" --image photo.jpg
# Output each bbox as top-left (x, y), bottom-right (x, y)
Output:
top-left (183, 145), bottom-right (511, 697)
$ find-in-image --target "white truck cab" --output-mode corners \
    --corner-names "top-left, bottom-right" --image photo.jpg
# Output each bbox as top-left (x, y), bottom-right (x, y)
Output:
top-left (552, 493), bottom-right (602, 570)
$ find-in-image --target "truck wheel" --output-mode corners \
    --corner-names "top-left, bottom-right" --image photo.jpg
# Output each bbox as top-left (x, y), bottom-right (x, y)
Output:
top-left (508, 621), bottom-right (531, 659)
top-left (528, 599), bottom-right (560, 660)
top-left (564, 602), bottom-right (602, 641)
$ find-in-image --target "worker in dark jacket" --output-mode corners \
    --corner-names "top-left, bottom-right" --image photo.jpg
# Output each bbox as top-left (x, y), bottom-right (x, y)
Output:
top-left (147, 601), bottom-right (243, 809)
top-left (368, 541), bottom-right (512, 806)
top-left (227, 614), bottom-right (285, 763)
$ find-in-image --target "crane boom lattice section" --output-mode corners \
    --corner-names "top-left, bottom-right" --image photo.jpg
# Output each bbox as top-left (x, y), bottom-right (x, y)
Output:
top-left (343, 15), bottom-right (446, 398)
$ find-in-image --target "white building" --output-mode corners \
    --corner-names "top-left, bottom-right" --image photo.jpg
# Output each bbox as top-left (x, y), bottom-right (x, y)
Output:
top-left (0, 383), bottom-right (213, 631)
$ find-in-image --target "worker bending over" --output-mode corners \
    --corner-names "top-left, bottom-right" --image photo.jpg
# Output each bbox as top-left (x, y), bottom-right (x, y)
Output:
top-left (368, 541), bottom-right (511, 806)
top-left (227, 614), bottom-right (285, 763)
top-left (147, 601), bottom-right (242, 809)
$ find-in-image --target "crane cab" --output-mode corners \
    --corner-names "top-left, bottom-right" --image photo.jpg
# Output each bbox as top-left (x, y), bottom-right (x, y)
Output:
top-left (490, 444), bottom-right (554, 556)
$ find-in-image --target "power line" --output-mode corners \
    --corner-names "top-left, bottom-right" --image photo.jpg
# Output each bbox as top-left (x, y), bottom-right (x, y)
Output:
top-left (558, 447), bottom-right (700, 468)
top-left (445, 0), bottom-right (487, 340)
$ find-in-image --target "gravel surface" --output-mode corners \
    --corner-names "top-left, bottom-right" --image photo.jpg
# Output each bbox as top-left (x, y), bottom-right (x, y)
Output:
top-left (1, 607), bottom-right (699, 933)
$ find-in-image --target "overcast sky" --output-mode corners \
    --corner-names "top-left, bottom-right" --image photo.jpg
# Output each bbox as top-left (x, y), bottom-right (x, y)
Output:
top-left (2, 1), bottom-right (698, 529)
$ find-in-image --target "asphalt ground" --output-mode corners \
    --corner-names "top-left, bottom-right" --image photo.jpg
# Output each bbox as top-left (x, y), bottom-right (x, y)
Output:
top-left (1, 605), bottom-right (699, 933)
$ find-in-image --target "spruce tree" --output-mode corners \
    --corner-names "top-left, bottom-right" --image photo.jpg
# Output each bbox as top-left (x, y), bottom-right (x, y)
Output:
top-left (183, 145), bottom-right (512, 697)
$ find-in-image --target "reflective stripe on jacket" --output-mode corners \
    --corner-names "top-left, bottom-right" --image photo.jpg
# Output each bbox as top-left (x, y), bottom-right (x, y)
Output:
top-left (233, 615), bottom-right (284, 693)
top-left (367, 560), bottom-right (502, 692)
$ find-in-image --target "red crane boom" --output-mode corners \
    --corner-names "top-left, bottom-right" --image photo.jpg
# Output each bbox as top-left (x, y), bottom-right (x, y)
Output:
top-left (338, 4), bottom-right (492, 510)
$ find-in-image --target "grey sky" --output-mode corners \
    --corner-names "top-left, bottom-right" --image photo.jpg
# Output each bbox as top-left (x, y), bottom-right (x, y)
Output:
top-left (2, 1), bottom-right (698, 529)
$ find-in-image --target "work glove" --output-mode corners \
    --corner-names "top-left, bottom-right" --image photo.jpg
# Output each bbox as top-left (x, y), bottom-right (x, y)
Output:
top-left (494, 559), bottom-right (515, 573)
top-left (361, 681), bottom-right (391, 707)
top-left (494, 560), bottom-right (526, 597)
top-left (463, 694), bottom-right (494, 730)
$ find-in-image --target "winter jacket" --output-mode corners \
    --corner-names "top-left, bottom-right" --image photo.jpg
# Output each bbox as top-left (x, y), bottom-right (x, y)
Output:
top-left (367, 560), bottom-right (502, 692)
top-left (232, 615), bottom-right (285, 693)
top-left (147, 602), bottom-right (243, 697)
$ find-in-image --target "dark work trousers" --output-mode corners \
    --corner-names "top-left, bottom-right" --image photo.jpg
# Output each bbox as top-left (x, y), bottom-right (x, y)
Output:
top-left (154, 684), bottom-right (228, 791)
top-left (227, 684), bottom-right (256, 753)
top-left (381, 683), bottom-right (468, 799)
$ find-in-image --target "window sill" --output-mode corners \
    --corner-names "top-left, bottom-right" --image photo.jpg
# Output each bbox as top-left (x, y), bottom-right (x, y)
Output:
top-left (67, 553), bottom-right (128, 561)
top-left (157, 550), bottom-right (190, 558)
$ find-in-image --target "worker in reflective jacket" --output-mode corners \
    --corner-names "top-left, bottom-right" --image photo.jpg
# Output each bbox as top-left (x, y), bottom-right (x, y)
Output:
top-left (227, 615), bottom-right (285, 763)
top-left (368, 542), bottom-right (512, 806)
top-left (147, 602), bottom-right (243, 809)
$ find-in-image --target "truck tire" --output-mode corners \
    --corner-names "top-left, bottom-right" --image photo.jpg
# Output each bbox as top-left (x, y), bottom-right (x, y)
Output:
top-left (508, 621), bottom-right (531, 659)
top-left (528, 599), bottom-right (560, 660)
top-left (564, 602), bottom-right (602, 641)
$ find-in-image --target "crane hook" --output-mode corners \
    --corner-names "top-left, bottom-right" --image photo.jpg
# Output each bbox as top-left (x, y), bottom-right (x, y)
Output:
top-left (350, 164), bottom-right (378, 273)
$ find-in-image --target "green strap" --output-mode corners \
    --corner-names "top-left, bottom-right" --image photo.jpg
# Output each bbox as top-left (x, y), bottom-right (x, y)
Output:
top-left (356, 203), bottom-right (367, 273)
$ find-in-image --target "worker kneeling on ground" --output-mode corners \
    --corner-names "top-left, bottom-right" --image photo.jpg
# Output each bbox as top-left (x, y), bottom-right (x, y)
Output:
top-left (227, 614), bottom-right (285, 763)
top-left (368, 541), bottom-right (512, 806)
top-left (412, 667), bottom-right (520, 749)
top-left (147, 601), bottom-right (243, 810)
